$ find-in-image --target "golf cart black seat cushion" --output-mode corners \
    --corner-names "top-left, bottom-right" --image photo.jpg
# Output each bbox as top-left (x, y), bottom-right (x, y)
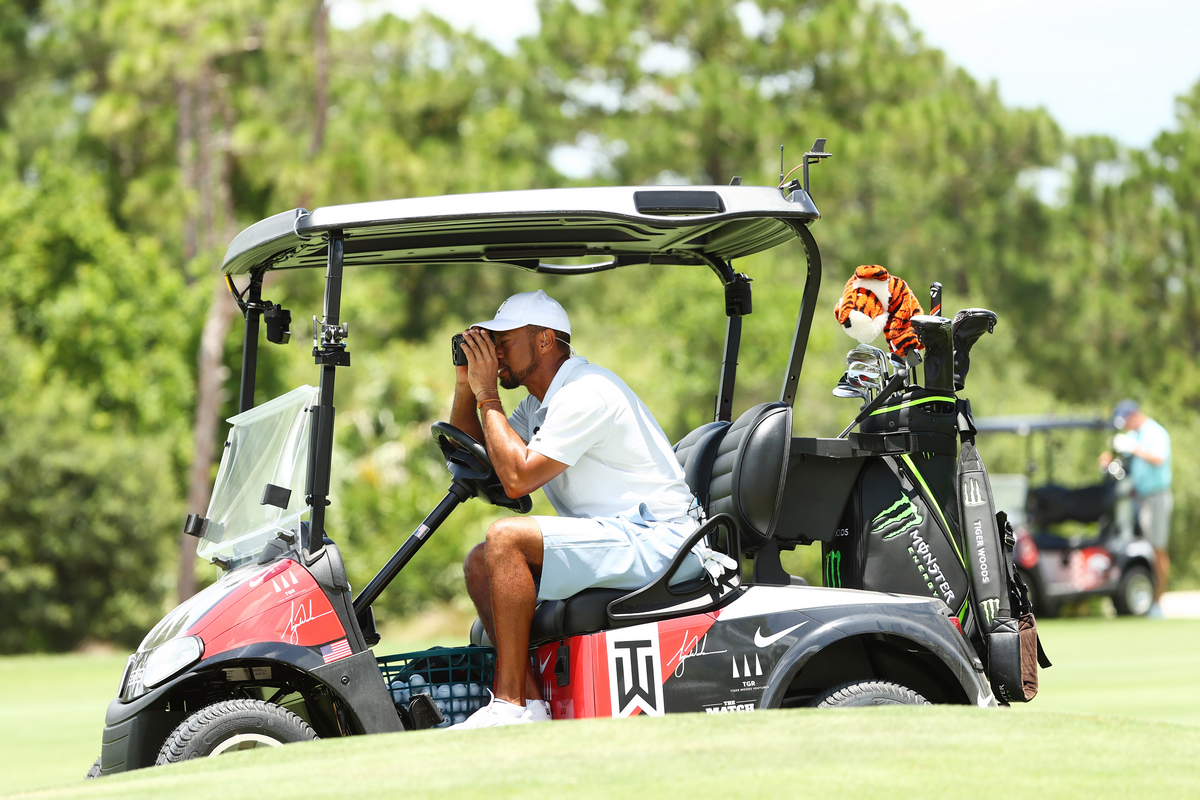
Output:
top-left (672, 421), bottom-right (732, 509)
top-left (529, 588), bottom-right (634, 645)
top-left (708, 402), bottom-right (792, 549)
top-left (1027, 482), bottom-right (1113, 525)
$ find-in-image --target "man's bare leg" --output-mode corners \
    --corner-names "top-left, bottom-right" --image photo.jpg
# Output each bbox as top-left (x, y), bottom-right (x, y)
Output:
top-left (463, 522), bottom-right (543, 703)
top-left (1154, 547), bottom-right (1171, 603)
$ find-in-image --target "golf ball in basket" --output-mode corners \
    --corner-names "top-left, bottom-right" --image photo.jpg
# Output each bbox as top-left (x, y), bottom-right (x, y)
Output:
top-left (408, 674), bottom-right (426, 687)
top-left (412, 685), bottom-right (430, 696)
top-left (452, 683), bottom-right (468, 698)
top-left (468, 683), bottom-right (482, 697)
top-left (434, 684), bottom-right (451, 699)
top-left (453, 714), bottom-right (467, 725)
top-left (451, 698), bottom-right (465, 713)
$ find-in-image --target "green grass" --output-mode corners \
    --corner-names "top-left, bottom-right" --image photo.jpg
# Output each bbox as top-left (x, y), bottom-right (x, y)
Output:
top-left (10, 710), bottom-right (1200, 800)
top-left (2, 619), bottom-right (1197, 798)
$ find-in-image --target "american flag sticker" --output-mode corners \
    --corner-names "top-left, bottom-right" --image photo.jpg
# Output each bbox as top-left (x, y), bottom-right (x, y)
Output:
top-left (319, 639), bottom-right (352, 663)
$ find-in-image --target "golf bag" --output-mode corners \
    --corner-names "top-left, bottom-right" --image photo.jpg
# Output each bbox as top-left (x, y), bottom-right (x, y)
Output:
top-left (823, 395), bottom-right (1049, 703)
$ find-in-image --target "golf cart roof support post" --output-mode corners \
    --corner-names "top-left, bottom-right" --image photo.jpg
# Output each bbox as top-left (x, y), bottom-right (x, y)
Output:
top-left (237, 272), bottom-right (265, 413)
top-left (716, 315), bottom-right (741, 423)
top-left (305, 231), bottom-right (345, 559)
top-left (714, 261), bottom-right (748, 424)
top-left (779, 221), bottom-right (822, 408)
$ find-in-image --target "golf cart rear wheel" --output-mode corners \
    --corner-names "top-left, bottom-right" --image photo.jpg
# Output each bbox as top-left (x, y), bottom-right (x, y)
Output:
top-left (811, 680), bottom-right (931, 708)
top-left (1113, 564), bottom-right (1155, 616)
top-left (155, 699), bottom-right (318, 764)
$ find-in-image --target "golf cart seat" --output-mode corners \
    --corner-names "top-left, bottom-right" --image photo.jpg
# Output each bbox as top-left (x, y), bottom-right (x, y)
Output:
top-left (526, 403), bottom-right (790, 645)
top-left (1027, 482), bottom-right (1114, 526)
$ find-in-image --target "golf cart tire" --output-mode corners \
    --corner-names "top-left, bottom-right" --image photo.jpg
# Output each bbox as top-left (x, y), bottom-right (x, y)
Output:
top-left (811, 680), bottom-right (931, 708)
top-left (86, 757), bottom-right (101, 779)
top-left (155, 699), bottom-right (318, 764)
top-left (1113, 564), bottom-right (1155, 617)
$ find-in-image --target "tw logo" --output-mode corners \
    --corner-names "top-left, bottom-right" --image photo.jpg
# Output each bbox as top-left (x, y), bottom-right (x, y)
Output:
top-left (607, 623), bottom-right (664, 717)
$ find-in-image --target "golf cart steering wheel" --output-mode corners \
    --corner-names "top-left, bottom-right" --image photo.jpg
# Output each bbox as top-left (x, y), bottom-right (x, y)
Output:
top-left (431, 422), bottom-right (532, 513)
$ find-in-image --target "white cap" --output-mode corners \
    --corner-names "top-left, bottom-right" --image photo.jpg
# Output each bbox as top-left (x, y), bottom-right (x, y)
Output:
top-left (473, 290), bottom-right (571, 335)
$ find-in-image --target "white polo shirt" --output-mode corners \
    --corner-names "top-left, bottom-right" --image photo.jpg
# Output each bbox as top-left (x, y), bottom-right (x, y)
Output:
top-left (507, 357), bottom-right (694, 521)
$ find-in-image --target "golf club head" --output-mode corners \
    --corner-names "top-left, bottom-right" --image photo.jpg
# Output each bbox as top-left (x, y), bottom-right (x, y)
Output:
top-left (833, 373), bottom-right (868, 400)
top-left (846, 343), bottom-right (887, 369)
top-left (846, 363), bottom-right (884, 395)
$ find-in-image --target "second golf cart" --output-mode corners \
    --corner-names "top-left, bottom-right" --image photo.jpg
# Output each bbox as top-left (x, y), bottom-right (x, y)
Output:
top-left (975, 415), bottom-right (1158, 616)
top-left (94, 148), bottom-right (1040, 776)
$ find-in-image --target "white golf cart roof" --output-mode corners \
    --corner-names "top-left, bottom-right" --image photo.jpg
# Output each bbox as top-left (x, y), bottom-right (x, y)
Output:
top-left (221, 185), bottom-right (821, 276)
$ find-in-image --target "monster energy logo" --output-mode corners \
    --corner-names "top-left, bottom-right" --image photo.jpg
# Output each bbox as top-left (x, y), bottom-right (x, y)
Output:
top-left (963, 478), bottom-right (986, 507)
top-left (979, 598), bottom-right (1000, 626)
top-left (825, 550), bottom-right (842, 588)
top-left (873, 496), bottom-right (925, 541)
top-left (906, 528), bottom-right (956, 605)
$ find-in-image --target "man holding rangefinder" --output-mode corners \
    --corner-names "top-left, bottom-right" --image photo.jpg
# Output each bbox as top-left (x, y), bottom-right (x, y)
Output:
top-left (447, 290), bottom-right (706, 728)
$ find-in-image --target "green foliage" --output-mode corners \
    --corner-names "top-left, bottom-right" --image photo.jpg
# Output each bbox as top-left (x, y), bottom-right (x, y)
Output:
top-left (0, 157), bottom-right (195, 651)
top-left (2, 0), bottom-right (1200, 653)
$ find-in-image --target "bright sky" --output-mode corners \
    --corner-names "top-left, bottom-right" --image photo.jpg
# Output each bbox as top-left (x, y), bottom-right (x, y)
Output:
top-left (332, 0), bottom-right (1200, 149)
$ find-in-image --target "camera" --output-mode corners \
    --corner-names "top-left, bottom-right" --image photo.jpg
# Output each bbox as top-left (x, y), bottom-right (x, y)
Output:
top-left (451, 333), bottom-right (467, 366)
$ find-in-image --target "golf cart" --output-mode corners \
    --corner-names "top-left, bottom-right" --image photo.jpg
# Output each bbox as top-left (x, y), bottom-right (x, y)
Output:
top-left (974, 415), bottom-right (1158, 617)
top-left (93, 144), bottom-right (1037, 777)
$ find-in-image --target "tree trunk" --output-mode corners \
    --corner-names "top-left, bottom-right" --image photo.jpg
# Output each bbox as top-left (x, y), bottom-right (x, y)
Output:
top-left (310, 0), bottom-right (329, 157)
top-left (178, 60), bottom-right (242, 602)
top-left (178, 279), bottom-right (238, 599)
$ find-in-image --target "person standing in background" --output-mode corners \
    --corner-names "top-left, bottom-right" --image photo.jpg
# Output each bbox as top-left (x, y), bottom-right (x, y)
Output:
top-left (1102, 400), bottom-right (1173, 618)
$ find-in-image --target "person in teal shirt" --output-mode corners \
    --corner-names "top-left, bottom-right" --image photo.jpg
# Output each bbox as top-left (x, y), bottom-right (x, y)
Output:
top-left (1102, 400), bottom-right (1172, 617)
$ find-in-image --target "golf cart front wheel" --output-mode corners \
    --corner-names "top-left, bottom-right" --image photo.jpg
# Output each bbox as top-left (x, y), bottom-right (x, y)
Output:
top-left (810, 680), bottom-right (931, 708)
top-left (155, 699), bottom-right (318, 764)
top-left (1113, 564), bottom-right (1155, 616)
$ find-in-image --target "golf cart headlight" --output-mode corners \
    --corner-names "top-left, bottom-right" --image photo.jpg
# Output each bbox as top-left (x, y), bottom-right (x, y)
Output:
top-left (142, 636), bottom-right (204, 690)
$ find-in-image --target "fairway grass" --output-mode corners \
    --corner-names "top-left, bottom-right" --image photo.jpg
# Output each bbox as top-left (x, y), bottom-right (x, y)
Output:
top-left (10, 708), bottom-right (1200, 800)
top-left (3, 619), bottom-right (1197, 798)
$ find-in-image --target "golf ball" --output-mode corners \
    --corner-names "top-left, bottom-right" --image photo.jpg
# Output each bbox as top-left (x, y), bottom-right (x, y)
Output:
top-left (408, 674), bottom-right (426, 687)
top-left (412, 685), bottom-right (431, 696)
top-left (390, 679), bottom-right (407, 690)
top-left (468, 683), bottom-right (482, 697)
top-left (434, 699), bottom-right (448, 713)
top-left (453, 714), bottom-right (467, 725)
top-left (451, 683), bottom-right (468, 698)
top-left (434, 684), bottom-right (451, 699)
top-left (451, 698), bottom-right (466, 713)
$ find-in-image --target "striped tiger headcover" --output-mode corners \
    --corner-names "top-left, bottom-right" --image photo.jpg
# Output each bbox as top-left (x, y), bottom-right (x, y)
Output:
top-left (833, 265), bottom-right (924, 356)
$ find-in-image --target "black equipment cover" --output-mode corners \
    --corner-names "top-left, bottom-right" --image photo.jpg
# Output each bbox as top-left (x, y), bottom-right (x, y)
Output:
top-left (956, 398), bottom-right (1047, 703)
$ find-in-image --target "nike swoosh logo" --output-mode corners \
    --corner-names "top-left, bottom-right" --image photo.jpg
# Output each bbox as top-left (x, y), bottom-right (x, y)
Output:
top-left (538, 652), bottom-right (554, 673)
top-left (753, 622), bottom-right (805, 648)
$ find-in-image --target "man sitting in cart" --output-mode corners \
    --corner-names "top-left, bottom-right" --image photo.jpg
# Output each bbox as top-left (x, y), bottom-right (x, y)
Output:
top-left (448, 290), bottom-right (706, 728)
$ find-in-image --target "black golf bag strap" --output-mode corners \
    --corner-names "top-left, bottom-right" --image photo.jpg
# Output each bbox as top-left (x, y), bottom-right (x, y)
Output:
top-left (956, 397), bottom-right (978, 441)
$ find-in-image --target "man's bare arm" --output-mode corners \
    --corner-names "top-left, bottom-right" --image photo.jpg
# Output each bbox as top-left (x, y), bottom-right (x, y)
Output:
top-left (449, 360), bottom-right (486, 443)
top-left (479, 404), bottom-right (568, 498)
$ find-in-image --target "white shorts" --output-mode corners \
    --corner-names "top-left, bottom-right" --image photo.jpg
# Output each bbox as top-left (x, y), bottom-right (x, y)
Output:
top-left (1137, 490), bottom-right (1173, 550)
top-left (534, 505), bottom-right (704, 601)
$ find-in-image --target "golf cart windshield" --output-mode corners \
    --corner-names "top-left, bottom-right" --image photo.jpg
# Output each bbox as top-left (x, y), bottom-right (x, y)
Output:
top-left (198, 385), bottom-right (319, 565)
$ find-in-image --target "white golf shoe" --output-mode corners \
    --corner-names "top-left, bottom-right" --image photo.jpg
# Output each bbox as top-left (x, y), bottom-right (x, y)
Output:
top-left (525, 699), bottom-right (552, 722)
top-left (447, 695), bottom-right (531, 729)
